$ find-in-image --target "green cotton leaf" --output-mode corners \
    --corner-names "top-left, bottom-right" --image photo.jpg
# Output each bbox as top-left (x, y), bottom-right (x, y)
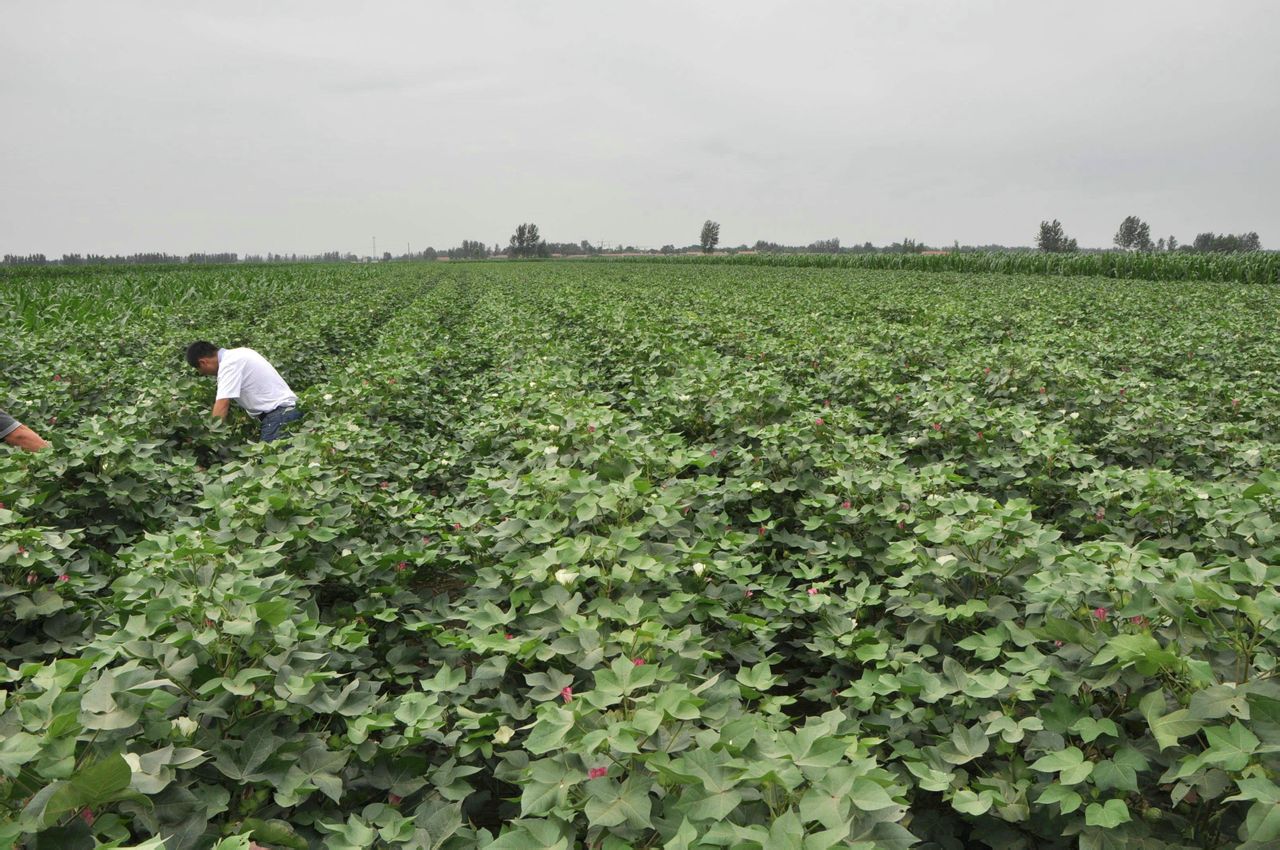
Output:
top-left (1140, 691), bottom-right (1202, 750)
top-left (1091, 633), bottom-right (1179, 674)
top-left (904, 759), bottom-right (954, 793)
top-left (735, 661), bottom-right (778, 692)
top-left (523, 705), bottom-right (575, 755)
top-left (951, 788), bottom-right (995, 816)
top-left (0, 731), bottom-right (42, 777)
top-left (72, 752), bottom-right (132, 802)
top-left (761, 809), bottom-right (805, 850)
top-left (938, 724), bottom-right (989, 765)
top-left (1202, 722), bottom-right (1261, 771)
top-left (420, 665), bottom-right (466, 693)
top-left (21, 753), bottom-right (133, 830)
top-left (1091, 760), bottom-right (1140, 793)
top-left (520, 759), bottom-right (578, 817)
top-left (525, 670), bottom-right (575, 702)
top-left (485, 818), bottom-right (572, 850)
top-left (846, 777), bottom-right (898, 812)
top-left (1071, 716), bottom-right (1120, 743)
top-left (1029, 747), bottom-right (1093, 785)
top-left (583, 778), bottom-right (653, 830)
top-left (663, 818), bottom-right (698, 850)
top-left (1227, 778), bottom-right (1280, 805)
top-left (1084, 798), bottom-right (1131, 828)
top-left (1243, 801), bottom-right (1280, 844)
top-left (254, 599), bottom-right (292, 627)
top-left (242, 818), bottom-right (308, 850)
top-left (1036, 783), bottom-right (1083, 814)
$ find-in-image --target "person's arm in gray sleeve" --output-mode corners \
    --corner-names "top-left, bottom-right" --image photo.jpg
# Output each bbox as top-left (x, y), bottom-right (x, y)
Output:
top-left (0, 409), bottom-right (51, 452)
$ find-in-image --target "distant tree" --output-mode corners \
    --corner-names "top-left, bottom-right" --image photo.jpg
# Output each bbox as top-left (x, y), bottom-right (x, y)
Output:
top-left (1156, 237), bottom-right (1166, 252)
top-left (1167, 235), bottom-right (1178, 251)
top-left (1192, 231), bottom-right (1262, 252)
top-left (1036, 219), bottom-right (1078, 253)
top-left (448, 240), bottom-right (489, 260)
top-left (806, 238), bottom-right (841, 253)
top-left (1114, 216), bottom-right (1153, 251)
top-left (508, 222), bottom-right (548, 258)
top-left (700, 220), bottom-right (720, 253)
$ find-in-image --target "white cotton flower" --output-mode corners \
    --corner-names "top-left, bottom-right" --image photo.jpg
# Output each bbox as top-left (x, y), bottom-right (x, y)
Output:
top-left (554, 568), bottom-right (578, 586)
top-left (544, 446), bottom-right (558, 455)
top-left (323, 393), bottom-right (333, 401)
top-left (692, 562), bottom-right (706, 577)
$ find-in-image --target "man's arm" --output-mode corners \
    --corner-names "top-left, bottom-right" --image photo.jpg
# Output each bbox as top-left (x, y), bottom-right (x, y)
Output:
top-left (211, 398), bottom-right (231, 422)
top-left (4, 424), bottom-right (50, 452)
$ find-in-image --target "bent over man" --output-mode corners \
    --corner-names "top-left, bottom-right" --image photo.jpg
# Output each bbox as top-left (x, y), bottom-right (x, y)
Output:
top-left (185, 341), bottom-right (302, 442)
top-left (0, 408), bottom-right (50, 452)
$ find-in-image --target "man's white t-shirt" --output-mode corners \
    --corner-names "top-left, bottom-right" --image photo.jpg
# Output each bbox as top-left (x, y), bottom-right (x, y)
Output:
top-left (216, 348), bottom-right (297, 417)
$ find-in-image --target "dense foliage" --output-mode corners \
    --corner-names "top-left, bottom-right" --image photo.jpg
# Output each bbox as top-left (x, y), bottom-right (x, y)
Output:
top-left (629, 251), bottom-right (1280, 285)
top-left (1, 262), bottom-right (1279, 849)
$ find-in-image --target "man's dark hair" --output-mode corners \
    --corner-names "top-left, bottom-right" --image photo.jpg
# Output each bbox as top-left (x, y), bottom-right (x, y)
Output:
top-left (185, 341), bottom-right (219, 368)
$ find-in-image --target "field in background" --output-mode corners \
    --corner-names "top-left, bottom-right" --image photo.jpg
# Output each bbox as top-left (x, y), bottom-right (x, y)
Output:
top-left (2, 262), bottom-right (1279, 849)
top-left (626, 250), bottom-right (1280, 284)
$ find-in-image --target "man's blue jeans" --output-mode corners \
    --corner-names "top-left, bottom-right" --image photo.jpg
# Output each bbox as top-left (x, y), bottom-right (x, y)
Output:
top-left (259, 406), bottom-right (302, 442)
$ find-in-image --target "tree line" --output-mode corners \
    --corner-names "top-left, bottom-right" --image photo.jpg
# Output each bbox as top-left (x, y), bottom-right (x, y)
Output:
top-left (1037, 216), bottom-right (1262, 253)
top-left (3, 217), bottom-right (1266, 268)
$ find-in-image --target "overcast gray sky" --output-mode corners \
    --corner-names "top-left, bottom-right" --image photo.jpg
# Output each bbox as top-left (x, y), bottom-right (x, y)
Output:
top-left (3, 1), bottom-right (1277, 256)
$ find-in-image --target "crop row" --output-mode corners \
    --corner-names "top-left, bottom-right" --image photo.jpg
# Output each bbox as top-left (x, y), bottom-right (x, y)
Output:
top-left (626, 251), bottom-right (1280, 285)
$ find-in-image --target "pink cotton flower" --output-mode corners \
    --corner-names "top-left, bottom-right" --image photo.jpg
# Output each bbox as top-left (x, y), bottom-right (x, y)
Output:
top-left (1054, 640), bottom-right (1064, 648)
top-left (745, 589), bottom-right (754, 598)
top-left (379, 481), bottom-right (390, 490)
top-left (26, 572), bottom-right (37, 585)
top-left (807, 587), bottom-right (818, 596)
top-left (560, 686), bottom-right (573, 703)
top-left (79, 809), bottom-right (94, 826)
top-left (841, 500), bottom-right (851, 509)
top-left (710, 449), bottom-right (718, 458)
top-left (452, 523), bottom-right (462, 531)
top-left (815, 417), bottom-right (825, 426)
top-left (588, 767), bottom-right (608, 779)
top-left (388, 793), bottom-right (403, 805)
top-left (58, 574), bottom-right (69, 583)
top-left (587, 424), bottom-right (596, 433)
top-left (932, 423), bottom-right (941, 431)
top-left (1093, 607), bottom-right (1108, 621)
top-left (1039, 386), bottom-right (1046, 394)
top-left (1130, 615), bottom-right (1146, 626)
top-left (505, 633), bottom-right (514, 640)
top-left (1094, 508), bottom-right (1105, 520)
top-left (758, 526), bottom-right (766, 536)
top-left (396, 561), bottom-right (409, 571)
top-left (632, 658), bottom-right (645, 666)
